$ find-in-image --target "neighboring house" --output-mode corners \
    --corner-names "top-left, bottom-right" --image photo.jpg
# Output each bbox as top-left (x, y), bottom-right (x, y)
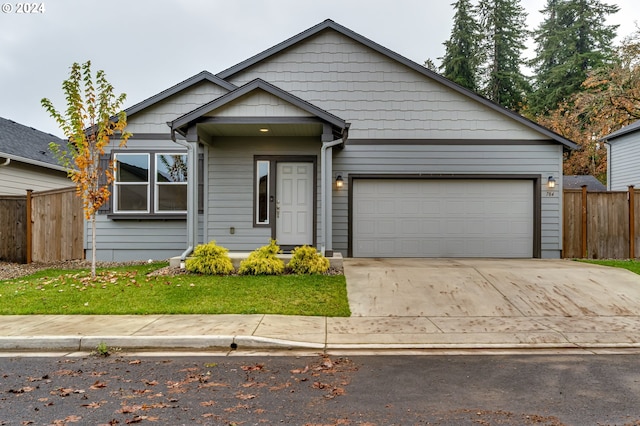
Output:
top-left (94, 19), bottom-right (576, 262)
top-left (0, 117), bottom-right (70, 195)
top-left (602, 120), bottom-right (640, 191)
top-left (563, 175), bottom-right (606, 192)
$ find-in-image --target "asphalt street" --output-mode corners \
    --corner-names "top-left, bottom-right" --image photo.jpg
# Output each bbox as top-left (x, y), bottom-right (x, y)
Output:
top-left (1, 353), bottom-right (639, 425)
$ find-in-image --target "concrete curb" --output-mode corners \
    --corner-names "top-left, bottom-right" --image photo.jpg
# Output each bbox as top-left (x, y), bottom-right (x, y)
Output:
top-left (3, 336), bottom-right (640, 353)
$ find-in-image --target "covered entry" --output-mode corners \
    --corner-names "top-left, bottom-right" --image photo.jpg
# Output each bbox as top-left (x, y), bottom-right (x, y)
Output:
top-left (352, 177), bottom-right (537, 258)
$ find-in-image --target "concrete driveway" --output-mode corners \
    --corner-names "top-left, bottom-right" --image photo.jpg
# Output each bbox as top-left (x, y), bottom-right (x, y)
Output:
top-left (344, 258), bottom-right (640, 318)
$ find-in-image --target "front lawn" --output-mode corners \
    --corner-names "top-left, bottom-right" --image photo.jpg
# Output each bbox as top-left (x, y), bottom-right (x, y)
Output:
top-left (0, 263), bottom-right (351, 316)
top-left (579, 259), bottom-right (640, 275)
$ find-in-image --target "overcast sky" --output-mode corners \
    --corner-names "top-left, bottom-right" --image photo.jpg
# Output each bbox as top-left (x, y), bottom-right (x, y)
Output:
top-left (0, 0), bottom-right (637, 137)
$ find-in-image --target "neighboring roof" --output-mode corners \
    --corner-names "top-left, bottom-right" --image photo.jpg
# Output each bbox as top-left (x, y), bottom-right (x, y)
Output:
top-left (217, 19), bottom-right (578, 150)
top-left (600, 119), bottom-right (640, 142)
top-left (171, 78), bottom-right (348, 138)
top-left (563, 175), bottom-right (607, 191)
top-left (0, 117), bottom-right (66, 171)
top-left (124, 71), bottom-right (237, 118)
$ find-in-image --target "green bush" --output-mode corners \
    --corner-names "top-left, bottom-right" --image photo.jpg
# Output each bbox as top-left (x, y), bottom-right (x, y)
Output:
top-left (288, 245), bottom-right (330, 274)
top-left (185, 241), bottom-right (234, 275)
top-left (238, 240), bottom-right (285, 275)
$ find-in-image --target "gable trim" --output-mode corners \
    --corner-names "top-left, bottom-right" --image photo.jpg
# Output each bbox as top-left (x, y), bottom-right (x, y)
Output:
top-left (124, 71), bottom-right (237, 118)
top-left (217, 19), bottom-right (577, 150)
top-left (600, 120), bottom-right (640, 142)
top-left (170, 78), bottom-right (347, 135)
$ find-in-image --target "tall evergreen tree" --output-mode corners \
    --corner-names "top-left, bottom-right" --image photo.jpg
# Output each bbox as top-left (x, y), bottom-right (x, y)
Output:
top-left (528, 0), bottom-right (620, 115)
top-left (477, 0), bottom-right (530, 110)
top-left (440, 0), bottom-right (481, 91)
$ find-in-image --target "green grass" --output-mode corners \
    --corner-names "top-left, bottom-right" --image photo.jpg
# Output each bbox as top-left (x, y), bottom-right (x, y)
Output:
top-left (579, 259), bottom-right (640, 275)
top-left (0, 263), bottom-right (351, 316)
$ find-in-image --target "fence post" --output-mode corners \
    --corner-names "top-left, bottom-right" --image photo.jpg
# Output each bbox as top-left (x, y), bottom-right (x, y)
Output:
top-left (26, 189), bottom-right (32, 264)
top-left (630, 185), bottom-right (635, 259)
top-left (581, 185), bottom-right (588, 259)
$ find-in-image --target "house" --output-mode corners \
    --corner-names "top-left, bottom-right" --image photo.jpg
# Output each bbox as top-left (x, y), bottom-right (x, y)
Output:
top-left (601, 120), bottom-right (640, 191)
top-left (93, 19), bottom-right (576, 262)
top-left (0, 117), bottom-right (70, 195)
top-left (563, 175), bottom-right (606, 192)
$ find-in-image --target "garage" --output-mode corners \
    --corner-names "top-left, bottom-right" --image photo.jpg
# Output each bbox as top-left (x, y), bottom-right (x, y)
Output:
top-left (352, 178), bottom-right (535, 258)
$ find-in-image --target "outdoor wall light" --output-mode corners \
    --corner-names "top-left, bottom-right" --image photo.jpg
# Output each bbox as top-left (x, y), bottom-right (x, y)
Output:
top-left (548, 176), bottom-right (556, 189)
top-left (336, 175), bottom-right (344, 189)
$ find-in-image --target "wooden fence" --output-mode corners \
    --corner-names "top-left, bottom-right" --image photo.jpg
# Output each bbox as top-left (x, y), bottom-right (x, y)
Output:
top-left (0, 187), bottom-right (84, 263)
top-left (563, 186), bottom-right (640, 259)
top-left (0, 196), bottom-right (27, 262)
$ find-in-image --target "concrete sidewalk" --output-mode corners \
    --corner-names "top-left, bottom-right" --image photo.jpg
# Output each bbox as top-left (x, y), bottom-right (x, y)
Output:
top-left (2, 313), bottom-right (640, 353)
top-left (3, 258), bottom-right (640, 354)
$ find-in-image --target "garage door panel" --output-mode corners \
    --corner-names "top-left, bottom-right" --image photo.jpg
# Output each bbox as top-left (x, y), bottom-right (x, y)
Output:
top-left (353, 179), bottom-right (533, 258)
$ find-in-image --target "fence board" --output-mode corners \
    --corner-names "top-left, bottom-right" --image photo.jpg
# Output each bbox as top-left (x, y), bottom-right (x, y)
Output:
top-left (0, 196), bottom-right (27, 262)
top-left (31, 187), bottom-right (83, 263)
top-left (562, 190), bottom-right (582, 258)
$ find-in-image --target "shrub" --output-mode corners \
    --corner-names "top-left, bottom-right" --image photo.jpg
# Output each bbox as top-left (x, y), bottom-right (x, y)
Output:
top-left (288, 245), bottom-right (330, 274)
top-left (185, 241), bottom-right (234, 275)
top-left (238, 240), bottom-right (285, 275)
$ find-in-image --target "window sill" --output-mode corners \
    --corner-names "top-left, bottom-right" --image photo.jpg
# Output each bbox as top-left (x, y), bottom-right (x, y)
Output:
top-left (107, 213), bottom-right (187, 220)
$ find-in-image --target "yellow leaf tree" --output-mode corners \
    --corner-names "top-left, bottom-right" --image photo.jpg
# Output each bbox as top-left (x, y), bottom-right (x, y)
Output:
top-left (42, 61), bottom-right (131, 277)
top-left (535, 29), bottom-right (640, 183)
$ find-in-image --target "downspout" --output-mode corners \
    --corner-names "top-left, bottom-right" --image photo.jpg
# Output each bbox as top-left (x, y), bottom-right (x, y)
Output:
top-left (320, 124), bottom-right (349, 256)
top-left (0, 157), bottom-right (10, 166)
top-left (171, 129), bottom-right (197, 265)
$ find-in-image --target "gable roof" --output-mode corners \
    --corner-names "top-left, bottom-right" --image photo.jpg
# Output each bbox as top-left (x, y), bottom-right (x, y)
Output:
top-left (171, 78), bottom-right (347, 138)
top-left (601, 119), bottom-right (640, 142)
top-left (124, 71), bottom-right (237, 117)
top-left (218, 19), bottom-right (578, 150)
top-left (0, 117), bottom-right (66, 171)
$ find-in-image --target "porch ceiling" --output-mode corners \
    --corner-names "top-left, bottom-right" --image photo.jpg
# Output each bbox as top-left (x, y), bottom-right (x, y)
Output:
top-left (198, 121), bottom-right (324, 139)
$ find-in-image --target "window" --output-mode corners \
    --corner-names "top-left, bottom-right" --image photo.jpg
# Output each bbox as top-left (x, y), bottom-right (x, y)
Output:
top-left (256, 160), bottom-right (270, 225)
top-left (114, 153), bottom-right (150, 213)
top-left (156, 154), bottom-right (188, 212)
top-left (114, 152), bottom-right (188, 214)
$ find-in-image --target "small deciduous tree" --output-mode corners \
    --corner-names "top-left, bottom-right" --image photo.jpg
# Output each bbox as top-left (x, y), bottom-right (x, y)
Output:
top-left (41, 61), bottom-right (131, 277)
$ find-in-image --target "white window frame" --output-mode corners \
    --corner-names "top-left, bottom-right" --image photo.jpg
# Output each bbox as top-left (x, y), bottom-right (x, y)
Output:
top-left (155, 153), bottom-right (188, 214)
top-left (113, 153), bottom-right (150, 214)
top-left (113, 151), bottom-right (189, 215)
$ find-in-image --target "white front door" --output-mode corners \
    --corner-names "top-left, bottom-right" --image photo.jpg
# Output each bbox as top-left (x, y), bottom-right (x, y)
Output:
top-left (276, 162), bottom-right (313, 246)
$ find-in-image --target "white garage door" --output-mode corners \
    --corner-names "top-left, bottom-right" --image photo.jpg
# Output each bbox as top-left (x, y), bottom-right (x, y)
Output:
top-left (353, 179), bottom-right (533, 258)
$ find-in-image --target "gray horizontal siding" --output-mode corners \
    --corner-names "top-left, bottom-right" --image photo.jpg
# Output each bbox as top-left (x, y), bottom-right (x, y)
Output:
top-left (609, 135), bottom-right (640, 190)
top-left (331, 142), bottom-right (564, 257)
top-left (87, 135), bottom-right (205, 262)
top-left (206, 137), bottom-right (322, 251)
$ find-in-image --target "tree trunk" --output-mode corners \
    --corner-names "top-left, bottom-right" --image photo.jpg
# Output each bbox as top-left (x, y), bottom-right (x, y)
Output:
top-left (91, 215), bottom-right (96, 278)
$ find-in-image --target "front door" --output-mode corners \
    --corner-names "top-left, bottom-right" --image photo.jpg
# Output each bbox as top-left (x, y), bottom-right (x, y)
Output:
top-left (276, 162), bottom-right (313, 246)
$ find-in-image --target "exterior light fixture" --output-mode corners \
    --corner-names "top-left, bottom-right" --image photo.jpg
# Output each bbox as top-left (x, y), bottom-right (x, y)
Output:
top-left (336, 175), bottom-right (344, 189)
top-left (259, 128), bottom-right (269, 133)
top-left (548, 176), bottom-right (556, 189)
